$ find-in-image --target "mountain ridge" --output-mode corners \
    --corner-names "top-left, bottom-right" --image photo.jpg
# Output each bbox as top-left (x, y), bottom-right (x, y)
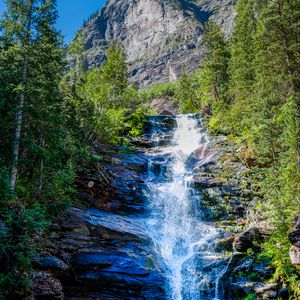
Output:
top-left (76, 0), bottom-right (236, 87)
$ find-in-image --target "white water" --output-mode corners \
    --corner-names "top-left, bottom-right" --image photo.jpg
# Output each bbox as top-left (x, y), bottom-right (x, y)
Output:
top-left (146, 114), bottom-right (222, 300)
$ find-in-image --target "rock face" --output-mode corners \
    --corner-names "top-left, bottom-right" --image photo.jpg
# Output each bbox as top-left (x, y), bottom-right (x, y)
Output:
top-left (30, 115), bottom-right (282, 299)
top-left (289, 215), bottom-right (300, 272)
top-left (76, 0), bottom-right (236, 87)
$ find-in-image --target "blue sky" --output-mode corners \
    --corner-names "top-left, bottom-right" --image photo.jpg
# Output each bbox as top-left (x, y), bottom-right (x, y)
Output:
top-left (0, 0), bottom-right (107, 43)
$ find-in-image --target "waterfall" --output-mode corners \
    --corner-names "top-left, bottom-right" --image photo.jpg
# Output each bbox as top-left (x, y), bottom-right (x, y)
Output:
top-left (145, 114), bottom-right (225, 300)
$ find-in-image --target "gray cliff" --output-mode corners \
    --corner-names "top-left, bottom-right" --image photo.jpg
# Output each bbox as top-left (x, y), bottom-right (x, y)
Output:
top-left (77, 0), bottom-right (236, 87)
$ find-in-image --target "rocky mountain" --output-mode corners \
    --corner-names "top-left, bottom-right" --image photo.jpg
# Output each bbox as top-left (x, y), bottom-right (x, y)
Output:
top-left (77, 0), bottom-right (236, 87)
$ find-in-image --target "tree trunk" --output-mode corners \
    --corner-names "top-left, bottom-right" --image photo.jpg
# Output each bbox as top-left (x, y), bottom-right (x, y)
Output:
top-left (9, 0), bottom-right (34, 192)
top-left (37, 137), bottom-right (45, 198)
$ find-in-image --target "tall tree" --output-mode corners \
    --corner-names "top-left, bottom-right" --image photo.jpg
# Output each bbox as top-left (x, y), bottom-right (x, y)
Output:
top-left (201, 20), bottom-right (230, 106)
top-left (0, 2), bottom-right (72, 296)
top-left (0, 0), bottom-right (67, 194)
top-left (228, 0), bottom-right (258, 135)
top-left (1, 0), bottom-right (35, 192)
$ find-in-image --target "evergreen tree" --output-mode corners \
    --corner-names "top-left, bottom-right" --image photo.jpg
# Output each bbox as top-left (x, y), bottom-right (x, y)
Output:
top-left (99, 42), bottom-right (135, 108)
top-left (177, 67), bottom-right (200, 113)
top-left (0, 0), bottom-right (68, 194)
top-left (0, 1), bottom-right (74, 297)
top-left (201, 20), bottom-right (230, 106)
top-left (1, 0), bottom-right (35, 192)
top-left (228, 0), bottom-right (258, 135)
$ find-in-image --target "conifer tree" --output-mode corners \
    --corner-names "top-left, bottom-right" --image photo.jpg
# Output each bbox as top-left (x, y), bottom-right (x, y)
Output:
top-left (0, 0), bottom-right (67, 195)
top-left (201, 20), bottom-right (230, 106)
top-left (177, 67), bottom-right (200, 113)
top-left (228, 0), bottom-right (258, 134)
top-left (1, 0), bottom-right (35, 192)
top-left (0, 1), bottom-right (72, 297)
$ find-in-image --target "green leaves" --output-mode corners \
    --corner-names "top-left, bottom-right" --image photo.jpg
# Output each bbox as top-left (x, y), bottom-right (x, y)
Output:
top-left (174, 0), bottom-right (300, 294)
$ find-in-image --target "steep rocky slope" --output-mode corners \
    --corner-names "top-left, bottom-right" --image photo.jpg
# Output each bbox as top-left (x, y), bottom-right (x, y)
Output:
top-left (76, 0), bottom-right (236, 87)
top-left (29, 113), bottom-right (289, 299)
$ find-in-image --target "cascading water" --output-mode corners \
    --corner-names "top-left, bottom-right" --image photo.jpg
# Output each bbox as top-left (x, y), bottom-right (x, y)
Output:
top-left (145, 114), bottom-right (226, 300)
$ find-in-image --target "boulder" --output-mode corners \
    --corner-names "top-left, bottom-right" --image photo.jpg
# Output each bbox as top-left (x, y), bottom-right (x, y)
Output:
top-left (150, 97), bottom-right (179, 115)
top-left (214, 233), bottom-right (235, 252)
top-left (292, 215), bottom-right (300, 229)
top-left (230, 281), bottom-right (278, 299)
top-left (193, 177), bottom-right (226, 189)
top-left (160, 109), bottom-right (174, 116)
top-left (289, 229), bottom-right (300, 248)
top-left (233, 227), bottom-right (262, 252)
top-left (255, 283), bottom-right (279, 299)
top-left (185, 146), bottom-right (215, 170)
top-left (36, 256), bottom-right (69, 271)
top-left (31, 271), bottom-right (63, 300)
top-left (289, 214), bottom-right (300, 272)
top-left (289, 245), bottom-right (300, 271)
top-left (233, 256), bottom-right (255, 273)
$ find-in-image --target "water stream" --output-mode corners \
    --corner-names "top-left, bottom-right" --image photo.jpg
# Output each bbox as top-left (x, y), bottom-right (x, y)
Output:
top-left (145, 114), bottom-right (225, 300)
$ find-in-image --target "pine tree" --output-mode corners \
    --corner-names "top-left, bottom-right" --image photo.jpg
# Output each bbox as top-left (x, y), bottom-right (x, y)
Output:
top-left (197, 20), bottom-right (231, 131)
top-left (0, 0), bottom-right (67, 193)
top-left (177, 67), bottom-right (200, 113)
top-left (1, 0), bottom-right (35, 192)
top-left (228, 0), bottom-right (258, 135)
top-left (201, 20), bottom-right (230, 105)
top-left (0, 1), bottom-right (74, 297)
top-left (101, 42), bottom-right (129, 107)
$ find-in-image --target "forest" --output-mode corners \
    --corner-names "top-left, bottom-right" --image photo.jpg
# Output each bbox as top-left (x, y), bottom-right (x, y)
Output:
top-left (0, 0), bottom-right (299, 299)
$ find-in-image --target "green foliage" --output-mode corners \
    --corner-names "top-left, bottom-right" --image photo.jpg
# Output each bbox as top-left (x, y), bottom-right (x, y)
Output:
top-left (62, 42), bottom-right (145, 146)
top-left (0, 0), bottom-right (76, 297)
top-left (125, 106), bottom-right (148, 138)
top-left (139, 81), bottom-right (177, 101)
top-left (0, 201), bottom-right (48, 298)
top-left (175, 0), bottom-right (300, 295)
top-left (0, 167), bottom-right (49, 297)
top-left (244, 293), bottom-right (256, 300)
top-left (177, 67), bottom-right (201, 113)
top-left (201, 20), bottom-right (230, 106)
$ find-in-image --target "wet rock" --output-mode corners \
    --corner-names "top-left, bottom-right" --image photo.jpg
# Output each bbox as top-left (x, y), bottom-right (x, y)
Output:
top-left (233, 256), bottom-right (255, 273)
top-left (214, 232), bottom-right (235, 252)
top-left (31, 271), bottom-right (63, 300)
top-left (84, 208), bottom-right (150, 241)
top-left (278, 288), bottom-right (290, 299)
top-left (193, 177), bottom-right (226, 189)
top-left (160, 110), bottom-right (174, 116)
top-left (233, 226), bottom-right (263, 252)
top-left (230, 281), bottom-right (278, 299)
top-left (47, 206), bottom-right (166, 299)
top-left (162, 116), bottom-right (177, 129)
top-left (36, 256), bottom-right (69, 271)
top-left (255, 283), bottom-right (279, 299)
top-left (185, 146), bottom-right (215, 170)
top-left (253, 260), bottom-right (273, 278)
